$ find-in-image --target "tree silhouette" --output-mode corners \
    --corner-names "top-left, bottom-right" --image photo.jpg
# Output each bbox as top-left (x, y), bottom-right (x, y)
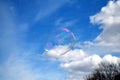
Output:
top-left (86, 61), bottom-right (120, 80)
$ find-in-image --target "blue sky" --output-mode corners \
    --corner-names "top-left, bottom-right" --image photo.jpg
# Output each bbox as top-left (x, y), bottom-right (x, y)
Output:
top-left (0, 0), bottom-right (120, 80)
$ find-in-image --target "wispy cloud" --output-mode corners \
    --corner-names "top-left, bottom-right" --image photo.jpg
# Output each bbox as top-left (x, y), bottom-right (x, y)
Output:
top-left (34, 0), bottom-right (72, 22)
top-left (0, 2), bottom-right (64, 80)
top-left (54, 18), bottom-right (77, 28)
top-left (0, 2), bottom-right (40, 80)
top-left (0, 55), bottom-right (39, 80)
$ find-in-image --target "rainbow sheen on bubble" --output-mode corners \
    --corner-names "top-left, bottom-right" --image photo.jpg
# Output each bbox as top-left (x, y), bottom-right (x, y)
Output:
top-left (45, 28), bottom-right (76, 52)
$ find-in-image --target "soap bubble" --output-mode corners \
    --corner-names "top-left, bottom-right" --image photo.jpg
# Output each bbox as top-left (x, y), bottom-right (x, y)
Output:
top-left (45, 28), bottom-right (76, 55)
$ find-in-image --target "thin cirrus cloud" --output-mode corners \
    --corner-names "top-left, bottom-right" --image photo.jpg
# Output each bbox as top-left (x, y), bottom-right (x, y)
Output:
top-left (0, 2), bottom-right (40, 80)
top-left (46, 0), bottom-right (120, 80)
top-left (0, 55), bottom-right (39, 80)
top-left (54, 18), bottom-right (77, 28)
top-left (34, 0), bottom-right (73, 22)
top-left (0, 1), bottom-right (68, 80)
top-left (0, 2), bottom-right (59, 80)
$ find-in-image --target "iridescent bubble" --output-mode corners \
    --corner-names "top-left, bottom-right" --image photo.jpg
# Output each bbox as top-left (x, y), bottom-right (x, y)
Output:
top-left (45, 28), bottom-right (76, 55)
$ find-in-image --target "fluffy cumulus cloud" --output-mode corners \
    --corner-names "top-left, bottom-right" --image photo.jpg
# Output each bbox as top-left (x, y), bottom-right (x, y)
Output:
top-left (46, 0), bottom-right (120, 79)
top-left (90, 0), bottom-right (120, 52)
top-left (46, 46), bottom-right (120, 80)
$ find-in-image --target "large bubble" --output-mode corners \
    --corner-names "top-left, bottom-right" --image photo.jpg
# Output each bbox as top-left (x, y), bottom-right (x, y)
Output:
top-left (45, 28), bottom-right (76, 55)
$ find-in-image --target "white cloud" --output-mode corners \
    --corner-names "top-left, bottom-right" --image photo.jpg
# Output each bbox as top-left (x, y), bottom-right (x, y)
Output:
top-left (90, 0), bottom-right (120, 52)
top-left (46, 45), bottom-right (120, 80)
top-left (103, 54), bottom-right (120, 64)
top-left (90, 1), bottom-right (120, 25)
